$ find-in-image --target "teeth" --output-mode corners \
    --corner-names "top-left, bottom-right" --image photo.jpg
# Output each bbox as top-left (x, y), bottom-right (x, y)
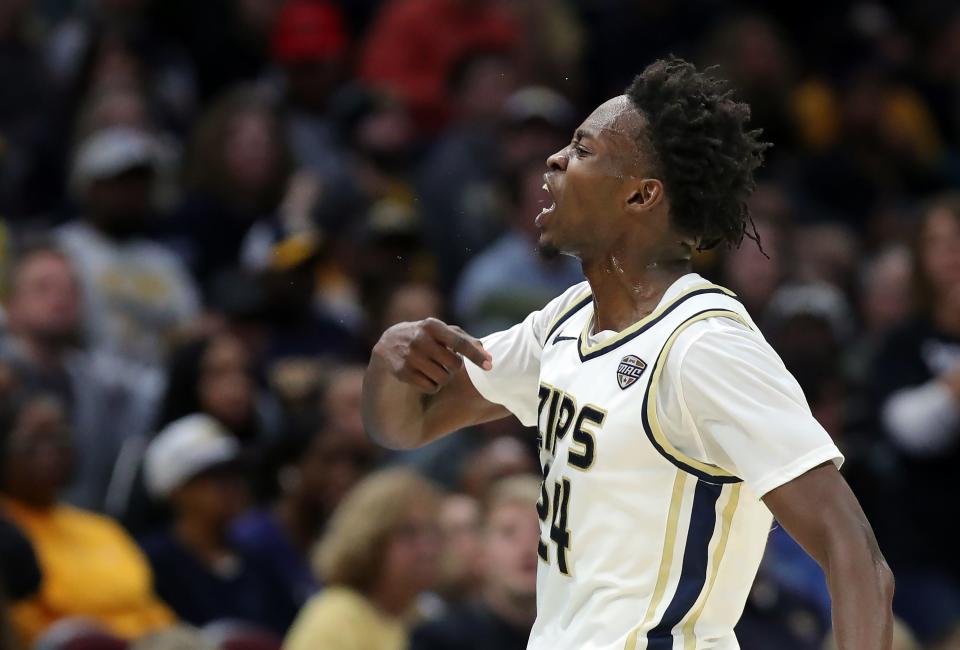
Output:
top-left (542, 183), bottom-right (548, 191)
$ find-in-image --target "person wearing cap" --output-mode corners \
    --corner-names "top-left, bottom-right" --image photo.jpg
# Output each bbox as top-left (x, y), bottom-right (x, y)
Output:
top-left (271, 0), bottom-right (356, 204)
top-left (868, 195), bottom-right (960, 647)
top-left (140, 414), bottom-right (298, 637)
top-left (57, 126), bottom-right (200, 367)
top-left (0, 386), bottom-right (174, 646)
top-left (244, 225), bottom-right (365, 365)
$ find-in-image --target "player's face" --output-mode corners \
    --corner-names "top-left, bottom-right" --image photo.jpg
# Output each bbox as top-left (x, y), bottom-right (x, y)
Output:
top-left (538, 96), bottom-right (648, 258)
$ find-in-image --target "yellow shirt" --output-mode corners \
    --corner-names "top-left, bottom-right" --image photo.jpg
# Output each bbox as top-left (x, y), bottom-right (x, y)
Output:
top-left (284, 587), bottom-right (407, 650)
top-left (1, 498), bottom-right (174, 645)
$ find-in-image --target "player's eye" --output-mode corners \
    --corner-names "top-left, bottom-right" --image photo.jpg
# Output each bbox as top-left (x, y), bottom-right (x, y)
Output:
top-left (572, 144), bottom-right (590, 158)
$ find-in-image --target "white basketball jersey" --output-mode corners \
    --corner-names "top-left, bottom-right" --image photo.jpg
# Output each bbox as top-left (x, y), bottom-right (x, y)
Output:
top-left (465, 274), bottom-right (842, 650)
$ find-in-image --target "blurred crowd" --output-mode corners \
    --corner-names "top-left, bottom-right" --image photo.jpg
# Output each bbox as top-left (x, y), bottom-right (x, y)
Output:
top-left (0, 0), bottom-right (959, 648)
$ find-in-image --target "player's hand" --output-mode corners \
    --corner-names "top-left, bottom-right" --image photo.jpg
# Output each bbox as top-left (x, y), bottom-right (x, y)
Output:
top-left (373, 318), bottom-right (493, 394)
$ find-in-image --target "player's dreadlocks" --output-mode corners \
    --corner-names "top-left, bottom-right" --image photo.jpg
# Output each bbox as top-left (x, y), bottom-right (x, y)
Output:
top-left (626, 57), bottom-right (770, 251)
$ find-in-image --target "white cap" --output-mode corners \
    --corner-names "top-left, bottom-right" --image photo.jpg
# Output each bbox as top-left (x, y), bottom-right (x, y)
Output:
top-left (143, 414), bottom-right (241, 500)
top-left (70, 126), bottom-right (158, 195)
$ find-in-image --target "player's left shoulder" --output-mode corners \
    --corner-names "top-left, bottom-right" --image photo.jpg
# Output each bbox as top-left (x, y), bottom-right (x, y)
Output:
top-left (668, 311), bottom-right (776, 375)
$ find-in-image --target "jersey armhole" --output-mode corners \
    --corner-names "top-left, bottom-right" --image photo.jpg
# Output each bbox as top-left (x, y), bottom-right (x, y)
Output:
top-left (642, 311), bottom-right (747, 483)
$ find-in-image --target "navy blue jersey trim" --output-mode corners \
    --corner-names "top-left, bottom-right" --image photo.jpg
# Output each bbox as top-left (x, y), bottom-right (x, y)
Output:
top-left (646, 480), bottom-right (723, 644)
top-left (545, 293), bottom-right (594, 344)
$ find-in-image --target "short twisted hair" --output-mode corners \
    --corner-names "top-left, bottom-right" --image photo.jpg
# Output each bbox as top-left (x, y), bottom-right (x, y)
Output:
top-left (626, 57), bottom-right (770, 250)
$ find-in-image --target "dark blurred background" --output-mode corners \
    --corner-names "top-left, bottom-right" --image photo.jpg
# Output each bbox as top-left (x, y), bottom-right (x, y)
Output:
top-left (0, 0), bottom-right (958, 649)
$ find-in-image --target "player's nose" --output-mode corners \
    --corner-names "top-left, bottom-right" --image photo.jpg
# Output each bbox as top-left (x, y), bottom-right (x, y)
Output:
top-left (547, 147), bottom-right (568, 172)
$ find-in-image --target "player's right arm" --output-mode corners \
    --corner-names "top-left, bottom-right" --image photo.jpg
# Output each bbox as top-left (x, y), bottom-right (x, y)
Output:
top-left (363, 318), bottom-right (509, 449)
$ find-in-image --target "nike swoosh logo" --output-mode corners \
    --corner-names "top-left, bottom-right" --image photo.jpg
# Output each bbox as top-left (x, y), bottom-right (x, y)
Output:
top-left (552, 335), bottom-right (578, 345)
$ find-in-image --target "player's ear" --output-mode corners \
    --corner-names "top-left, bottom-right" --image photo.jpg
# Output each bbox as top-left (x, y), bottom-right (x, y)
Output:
top-left (625, 178), bottom-right (664, 214)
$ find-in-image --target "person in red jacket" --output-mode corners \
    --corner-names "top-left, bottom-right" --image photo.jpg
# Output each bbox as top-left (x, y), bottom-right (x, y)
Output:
top-left (359, 0), bottom-right (519, 131)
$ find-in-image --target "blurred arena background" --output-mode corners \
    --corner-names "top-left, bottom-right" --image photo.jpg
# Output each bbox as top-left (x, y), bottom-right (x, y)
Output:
top-left (0, 0), bottom-right (958, 648)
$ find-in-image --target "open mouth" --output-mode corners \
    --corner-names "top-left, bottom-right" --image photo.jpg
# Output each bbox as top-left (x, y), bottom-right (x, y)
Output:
top-left (536, 177), bottom-right (557, 227)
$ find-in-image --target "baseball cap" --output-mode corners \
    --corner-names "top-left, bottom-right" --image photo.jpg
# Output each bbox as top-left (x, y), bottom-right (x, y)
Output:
top-left (272, 0), bottom-right (348, 64)
top-left (143, 414), bottom-right (241, 500)
top-left (242, 222), bottom-right (325, 272)
top-left (764, 282), bottom-right (855, 343)
top-left (70, 126), bottom-right (158, 194)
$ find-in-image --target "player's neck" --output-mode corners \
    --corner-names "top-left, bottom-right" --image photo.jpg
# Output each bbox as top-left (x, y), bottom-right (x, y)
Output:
top-left (581, 252), bottom-right (690, 333)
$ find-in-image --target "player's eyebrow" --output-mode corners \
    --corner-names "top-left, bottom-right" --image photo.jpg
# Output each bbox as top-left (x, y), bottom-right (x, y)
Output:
top-left (574, 128), bottom-right (595, 142)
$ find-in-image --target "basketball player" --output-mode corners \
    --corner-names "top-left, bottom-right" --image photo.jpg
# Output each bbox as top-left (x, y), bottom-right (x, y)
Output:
top-left (363, 58), bottom-right (894, 649)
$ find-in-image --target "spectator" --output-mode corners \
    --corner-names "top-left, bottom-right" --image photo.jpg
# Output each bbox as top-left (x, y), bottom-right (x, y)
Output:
top-left (45, 0), bottom-right (197, 131)
top-left (870, 193), bottom-right (960, 646)
top-left (454, 156), bottom-right (583, 335)
top-left (148, 0), bottom-right (280, 102)
top-left (915, 7), bottom-right (960, 145)
top-left (158, 333), bottom-right (282, 446)
top-left (415, 51), bottom-right (519, 286)
top-left (719, 186), bottom-right (792, 318)
top-left (849, 245), bottom-right (914, 381)
top-left (271, 0), bottom-right (351, 188)
top-left (378, 283), bottom-right (444, 336)
top-left (359, 0), bottom-right (519, 130)
top-left (168, 87), bottom-right (293, 289)
top-left (795, 66), bottom-right (954, 230)
top-left (311, 84), bottom-right (421, 238)
top-left (793, 223), bottom-right (860, 295)
top-left (0, 388), bottom-right (174, 646)
top-left (0, 243), bottom-right (161, 511)
top-left (353, 223), bottom-right (441, 341)
top-left (284, 468), bottom-right (442, 650)
top-left (233, 400), bottom-right (378, 609)
top-left (113, 330), bottom-right (282, 533)
top-left (859, 246), bottom-right (914, 339)
top-left (57, 126), bottom-right (200, 367)
top-left (434, 493), bottom-right (483, 605)
top-left (318, 364), bottom-right (368, 449)
top-left (411, 475), bottom-right (540, 650)
top-left (254, 230), bottom-right (364, 364)
top-left (699, 14), bottom-right (799, 168)
top-left (460, 436), bottom-right (538, 500)
top-left (141, 414), bottom-right (296, 636)
top-left (762, 282), bottom-right (855, 384)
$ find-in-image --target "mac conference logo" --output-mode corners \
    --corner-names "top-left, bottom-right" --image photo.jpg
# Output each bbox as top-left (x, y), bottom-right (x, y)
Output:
top-left (616, 355), bottom-right (647, 390)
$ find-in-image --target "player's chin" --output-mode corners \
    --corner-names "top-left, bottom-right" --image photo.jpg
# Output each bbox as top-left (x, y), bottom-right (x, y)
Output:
top-left (536, 232), bottom-right (562, 261)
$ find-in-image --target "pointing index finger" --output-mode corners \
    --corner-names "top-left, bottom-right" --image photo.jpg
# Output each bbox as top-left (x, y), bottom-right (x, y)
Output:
top-left (435, 324), bottom-right (492, 370)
